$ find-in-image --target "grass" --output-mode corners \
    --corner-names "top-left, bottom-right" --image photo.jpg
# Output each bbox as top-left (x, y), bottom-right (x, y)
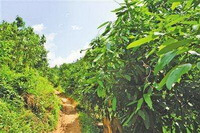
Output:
top-left (0, 66), bottom-right (61, 132)
top-left (79, 112), bottom-right (100, 133)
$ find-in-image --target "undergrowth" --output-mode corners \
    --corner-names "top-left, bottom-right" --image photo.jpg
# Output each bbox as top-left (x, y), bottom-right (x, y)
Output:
top-left (79, 112), bottom-right (100, 133)
top-left (0, 66), bottom-right (60, 132)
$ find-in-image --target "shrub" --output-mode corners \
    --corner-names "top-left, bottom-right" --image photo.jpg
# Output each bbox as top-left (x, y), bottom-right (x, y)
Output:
top-left (0, 66), bottom-right (60, 132)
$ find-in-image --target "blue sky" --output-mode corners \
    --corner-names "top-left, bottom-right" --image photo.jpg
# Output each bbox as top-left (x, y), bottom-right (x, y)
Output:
top-left (0, 0), bottom-right (122, 67)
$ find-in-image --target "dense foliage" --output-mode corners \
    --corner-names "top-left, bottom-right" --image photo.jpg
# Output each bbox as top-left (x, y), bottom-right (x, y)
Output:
top-left (1, 0), bottom-right (200, 132)
top-left (57, 0), bottom-right (200, 132)
top-left (0, 17), bottom-right (60, 132)
top-left (0, 17), bottom-right (48, 71)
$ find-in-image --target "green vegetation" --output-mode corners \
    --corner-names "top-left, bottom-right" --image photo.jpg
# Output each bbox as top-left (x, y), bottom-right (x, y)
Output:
top-left (56, 0), bottom-right (200, 132)
top-left (1, 0), bottom-right (200, 132)
top-left (79, 112), bottom-right (100, 133)
top-left (0, 17), bottom-right (60, 132)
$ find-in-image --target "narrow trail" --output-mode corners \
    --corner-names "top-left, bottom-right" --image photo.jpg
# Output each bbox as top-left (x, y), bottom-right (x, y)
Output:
top-left (53, 91), bottom-right (81, 133)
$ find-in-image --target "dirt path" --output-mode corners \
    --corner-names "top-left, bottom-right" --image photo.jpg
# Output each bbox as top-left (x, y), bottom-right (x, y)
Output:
top-left (53, 91), bottom-right (81, 133)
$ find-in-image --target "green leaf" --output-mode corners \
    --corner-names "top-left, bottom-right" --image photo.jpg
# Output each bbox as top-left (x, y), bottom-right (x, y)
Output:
top-left (166, 63), bottom-right (192, 89)
top-left (162, 126), bottom-right (168, 132)
top-left (98, 21), bottom-right (110, 29)
top-left (124, 98), bottom-right (143, 126)
top-left (171, 2), bottom-right (181, 10)
top-left (157, 65), bottom-right (178, 90)
top-left (181, 21), bottom-right (198, 25)
top-left (146, 47), bottom-right (156, 58)
top-left (127, 35), bottom-right (156, 49)
top-left (165, 15), bottom-right (188, 27)
top-left (123, 112), bottom-right (136, 127)
top-left (138, 110), bottom-right (145, 120)
top-left (169, 0), bottom-right (183, 2)
top-left (136, 98), bottom-right (143, 112)
top-left (158, 39), bottom-right (192, 55)
top-left (93, 53), bottom-right (103, 62)
top-left (154, 51), bottom-right (177, 75)
top-left (97, 87), bottom-right (106, 98)
top-left (112, 97), bottom-right (117, 111)
top-left (127, 100), bottom-right (137, 106)
top-left (97, 80), bottom-right (104, 88)
top-left (129, 35), bottom-right (135, 39)
top-left (124, 75), bottom-right (131, 81)
top-left (143, 110), bottom-right (150, 129)
top-left (143, 82), bottom-right (151, 92)
top-left (176, 47), bottom-right (189, 55)
top-left (184, 0), bottom-right (194, 9)
top-left (159, 39), bottom-right (177, 49)
top-left (197, 62), bottom-right (200, 70)
top-left (102, 22), bottom-right (112, 36)
top-left (143, 93), bottom-right (153, 109)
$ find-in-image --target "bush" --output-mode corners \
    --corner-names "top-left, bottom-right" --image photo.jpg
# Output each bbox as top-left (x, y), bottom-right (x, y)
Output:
top-left (0, 66), bottom-right (60, 132)
top-left (0, 17), bottom-right (61, 132)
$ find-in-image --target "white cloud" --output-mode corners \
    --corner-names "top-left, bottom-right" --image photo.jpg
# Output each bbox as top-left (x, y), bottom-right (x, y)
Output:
top-left (32, 24), bottom-right (46, 34)
top-left (46, 33), bottom-right (56, 42)
top-left (43, 33), bottom-right (59, 67)
top-left (48, 43), bottom-right (90, 67)
top-left (31, 23), bottom-right (75, 67)
top-left (58, 24), bottom-right (64, 28)
top-left (31, 23), bottom-right (88, 67)
top-left (65, 12), bottom-right (70, 17)
top-left (44, 33), bottom-right (57, 50)
top-left (65, 48), bottom-right (86, 62)
top-left (71, 25), bottom-right (82, 31)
